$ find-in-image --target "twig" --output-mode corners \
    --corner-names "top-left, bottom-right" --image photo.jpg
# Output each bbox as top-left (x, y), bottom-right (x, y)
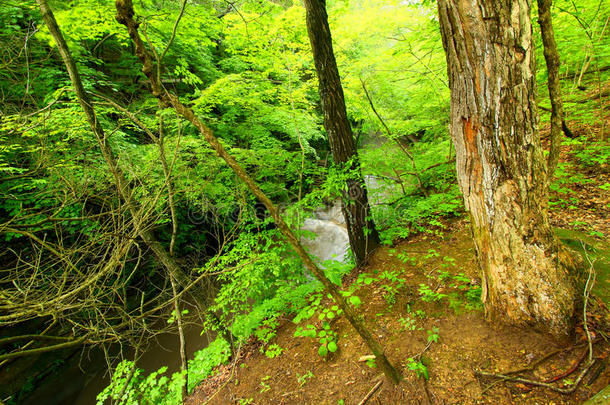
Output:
top-left (359, 77), bottom-right (428, 197)
top-left (582, 241), bottom-right (596, 364)
top-left (358, 380), bottom-right (383, 405)
top-left (414, 340), bottom-right (433, 361)
top-left (22, 88), bottom-right (67, 118)
top-left (113, 350), bottom-right (138, 405)
top-left (544, 348), bottom-right (588, 383)
top-left (159, 0), bottom-right (187, 64)
top-left (480, 379), bottom-right (504, 395)
top-left (170, 275), bottom-right (188, 398)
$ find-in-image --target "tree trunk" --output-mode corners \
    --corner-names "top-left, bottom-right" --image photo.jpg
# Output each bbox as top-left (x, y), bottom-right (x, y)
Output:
top-left (537, 0), bottom-right (565, 179)
top-left (437, 0), bottom-right (580, 336)
top-left (115, 0), bottom-right (401, 383)
top-left (302, 0), bottom-right (380, 266)
top-left (170, 275), bottom-right (188, 399)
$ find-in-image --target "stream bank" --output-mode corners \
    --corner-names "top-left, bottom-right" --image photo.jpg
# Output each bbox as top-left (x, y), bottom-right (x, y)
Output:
top-left (12, 201), bottom-right (354, 405)
top-left (187, 218), bottom-right (610, 405)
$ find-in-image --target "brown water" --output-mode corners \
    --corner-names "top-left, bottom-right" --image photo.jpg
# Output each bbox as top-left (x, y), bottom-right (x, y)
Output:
top-left (18, 204), bottom-right (349, 405)
top-left (21, 315), bottom-right (213, 405)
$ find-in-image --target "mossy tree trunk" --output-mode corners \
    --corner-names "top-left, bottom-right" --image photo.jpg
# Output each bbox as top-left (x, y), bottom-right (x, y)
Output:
top-left (437, 0), bottom-right (580, 336)
top-left (536, 0), bottom-right (565, 179)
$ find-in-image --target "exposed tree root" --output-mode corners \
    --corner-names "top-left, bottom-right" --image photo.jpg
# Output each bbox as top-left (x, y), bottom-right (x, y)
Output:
top-left (475, 360), bottom-right (595, 395)
top-left (544, 348), bottom-right (588, 383)
top-left (476, 254), bottom-right (598, 395)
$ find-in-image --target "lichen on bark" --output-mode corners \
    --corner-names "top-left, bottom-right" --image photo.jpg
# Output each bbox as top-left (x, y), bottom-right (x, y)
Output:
top-left (438, 0), bottom-right (582, 337)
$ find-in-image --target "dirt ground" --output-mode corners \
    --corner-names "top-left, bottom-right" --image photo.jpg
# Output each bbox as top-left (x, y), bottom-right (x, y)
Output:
top-left (184, 117), bottom-right (610, 405)
top-left (186, 218), bottom-right (609, 405)
top-left (543, 120), bottom-right (610, 238)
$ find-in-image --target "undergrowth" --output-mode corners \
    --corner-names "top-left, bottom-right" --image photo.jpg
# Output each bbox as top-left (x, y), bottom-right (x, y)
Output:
top-left (96, 142), bottom-right (464, 404)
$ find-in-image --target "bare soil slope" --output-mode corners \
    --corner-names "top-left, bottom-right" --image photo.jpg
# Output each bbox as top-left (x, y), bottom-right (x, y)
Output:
top-left (187, 219), bottom-right (609, 404)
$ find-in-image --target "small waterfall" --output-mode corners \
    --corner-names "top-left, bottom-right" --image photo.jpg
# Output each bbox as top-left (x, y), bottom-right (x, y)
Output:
top-left (299, 177), bottom-right (401, 266)
top-left (300, 200), bottom-right (349, 265)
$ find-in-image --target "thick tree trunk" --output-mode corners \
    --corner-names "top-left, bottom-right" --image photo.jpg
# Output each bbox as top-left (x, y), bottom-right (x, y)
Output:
top-left (302, 0), bottom-right (380, 266)
top-left (437, 0), bottom-right (580, 336)
top-left (115, 0), bottom-right (401, 383)
top-left (537, 0), bottom-right (565, 179)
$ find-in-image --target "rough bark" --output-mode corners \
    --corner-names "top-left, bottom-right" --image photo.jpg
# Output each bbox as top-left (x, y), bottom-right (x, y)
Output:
top-left (36, 0), bottom-right (232, 343)
top-left (115, 0), bottom-right (401, 383)
top-left (437, 0), bottom-right (580, 336)
top-left (537, 0), bottom-right (565, 178)
top-left (302, 0), bottom-right (380, 266)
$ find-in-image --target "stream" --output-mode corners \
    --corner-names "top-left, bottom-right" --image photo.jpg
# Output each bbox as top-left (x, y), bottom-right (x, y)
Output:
top-left (21, 314), bottom-right (214, 405)
top-left (17, 177), bottom-right (608, 404)
top-left (18, 200), bottom-right (356, 405)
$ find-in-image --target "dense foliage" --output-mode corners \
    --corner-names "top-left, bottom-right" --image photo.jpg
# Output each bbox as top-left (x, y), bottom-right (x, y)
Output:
top-left (0, 0), bottom-right (607, 403)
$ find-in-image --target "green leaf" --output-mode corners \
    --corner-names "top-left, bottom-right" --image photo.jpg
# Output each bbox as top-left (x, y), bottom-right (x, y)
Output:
top-left (349, 295), bottom-right (362, 307)
top-left (327, 341), bottom-right (338, 353)
top-left (318, 345), bottom-right (328, 357)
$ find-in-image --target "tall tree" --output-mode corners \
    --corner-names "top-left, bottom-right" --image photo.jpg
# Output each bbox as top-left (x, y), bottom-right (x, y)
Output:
top-left (114, 0), bottom-right (401, 383)
top-left (537, 0), bottom-right (566, 178)
top-left (437, 0), bottom-right (581, 336)
top-left (302, 0), bottom-right (380, 266)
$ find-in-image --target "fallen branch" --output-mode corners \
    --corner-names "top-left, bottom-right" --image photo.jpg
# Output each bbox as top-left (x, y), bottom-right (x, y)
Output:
top-left (115, 0), bottom-right (402, 384)
top-left (564, 88), bottom-right (610, 103)
top-left (358, 379), bottom-right (383, 405)
top-left (560, 65), bottom-right (610, 80)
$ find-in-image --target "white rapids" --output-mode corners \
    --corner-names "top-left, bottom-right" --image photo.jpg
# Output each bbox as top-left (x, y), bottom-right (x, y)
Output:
top-left (300, 200), bottom-right (349, 265)
top-left (298, 175), bottom-right (400, 266)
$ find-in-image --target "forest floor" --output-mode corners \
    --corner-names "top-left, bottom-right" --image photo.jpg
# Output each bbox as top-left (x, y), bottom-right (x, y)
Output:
top-left (544, 119), bottom-right (610, 238)
top-left (186, 128), bottom-right (610, 404)
top-left (185, 219), bottom-right (609, 404)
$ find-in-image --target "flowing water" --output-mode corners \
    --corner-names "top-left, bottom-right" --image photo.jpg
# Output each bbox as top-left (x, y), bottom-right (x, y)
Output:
top-left (21, 310), bottom-right (213, 405)
top-left (300, 200), bottom-right (349, 265)
top-left (18, 201), bottom-right (356, 405)
top-left (18, 182), bottom-right (607, 404)
top-left (298, 175), bottom-right (402, 266)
